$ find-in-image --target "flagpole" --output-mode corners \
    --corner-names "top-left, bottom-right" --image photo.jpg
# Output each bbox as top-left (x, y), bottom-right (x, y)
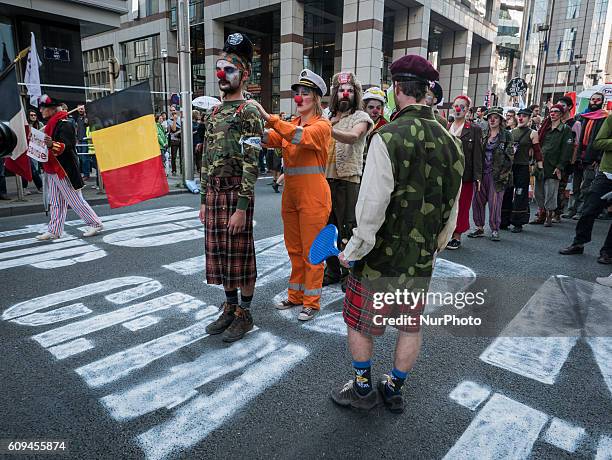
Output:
top-left (177, 0), bottom-right (194, 184)
top-left (13, 48), bottom-right (29, 203)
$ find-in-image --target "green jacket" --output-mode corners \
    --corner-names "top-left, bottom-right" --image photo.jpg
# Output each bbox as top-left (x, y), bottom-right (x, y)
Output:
top-left (481, 128), bottom-right (514, 192)
top-left (156, 122), bottom-right (168, 149)
top-left (593, 113), bottom-right (612, 174)
top-left (540, 122), bottom-right (573, 179)
top-left (354, 105), bottom-right (464, 290)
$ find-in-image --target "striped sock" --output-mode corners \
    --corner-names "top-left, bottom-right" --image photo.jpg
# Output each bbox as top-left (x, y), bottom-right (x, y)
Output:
top-left (241, 294), bottom-right (253, 310)
top-left (352, 360), bottom-right (372, 396)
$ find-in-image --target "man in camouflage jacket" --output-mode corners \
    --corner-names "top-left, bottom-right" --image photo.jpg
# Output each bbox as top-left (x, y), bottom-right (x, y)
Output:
top-left (197, 33), bottom-right (264, 343)
top-left (330, 55), bottom-right (464, 413)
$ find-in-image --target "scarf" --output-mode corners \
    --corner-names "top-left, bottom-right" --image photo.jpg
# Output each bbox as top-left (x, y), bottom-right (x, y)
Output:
top-left (42, 111), bottom-right (69, 177)
top-left (538, 116), bottom-right (552, 145)
top-left (581, 108), bottom-right (608, 120)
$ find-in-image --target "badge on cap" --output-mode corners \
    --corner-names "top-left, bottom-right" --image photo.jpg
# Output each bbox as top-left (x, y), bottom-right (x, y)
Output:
top-left (301, 70), bottom-right (308, 77)
top-left (338, 73), bottom-right (351, 84)
top-left (227, 33), bottom-right (243, 46)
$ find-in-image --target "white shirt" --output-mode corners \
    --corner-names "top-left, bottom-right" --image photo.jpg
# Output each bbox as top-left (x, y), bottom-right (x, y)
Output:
top-left (343, 133), bottom-right (462, 261)
top-left (449, 121), bottom-right (465, 137)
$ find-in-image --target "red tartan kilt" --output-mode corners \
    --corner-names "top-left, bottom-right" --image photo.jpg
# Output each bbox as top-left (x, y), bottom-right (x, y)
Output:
top-left (343, 275), bottom-right (423, 336)
top-left (205, 177), bottom-right (256, 288)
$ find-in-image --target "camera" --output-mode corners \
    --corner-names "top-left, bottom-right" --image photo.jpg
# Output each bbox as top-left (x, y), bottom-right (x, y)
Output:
top-left (0, 121), bottom-right (17, 158)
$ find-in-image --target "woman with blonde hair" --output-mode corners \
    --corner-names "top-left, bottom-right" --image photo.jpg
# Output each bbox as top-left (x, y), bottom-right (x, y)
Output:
top-left (248, 69), bottom-right (332, 321)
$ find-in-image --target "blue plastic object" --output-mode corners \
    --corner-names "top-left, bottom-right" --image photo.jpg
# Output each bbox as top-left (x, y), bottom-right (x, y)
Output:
top-left (309, 224), bottom-right (353, 266)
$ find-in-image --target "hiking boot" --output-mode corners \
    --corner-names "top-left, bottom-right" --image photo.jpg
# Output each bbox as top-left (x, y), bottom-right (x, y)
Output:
top-left (205, 302), bottom-right (237, 335)
top-left (529, 211), bottom-right (546, 225)
top-left (559, 244), bottom-right (584, 255)
top-left (490, 231), bottom-right (500, 241)
top-left (275, 299), bottom-right (302, 310)
top-left (330, 380), bottom-right (381, 411)
top-left (272, 183), bottom-right (280, 193)
top-left (446, 239), bottom-right (461, 250)
top-left (552, 213), bottom-right (561, 223)
top-left (222, 306), bottom-right (254, 342)
top-left (467, 228), bottom-right (485, 238)
top-left (544, 212), bottom-right (553, 227)
top-left (511, 225), bottom-right (523, 233)
top-left (322, 274), bottom-right (341, 286)
top-left (597, 253), bottom-right (612, 265)
top-left (297, 307), bottom-right (318, 321)
top-left (378, 375), bottom-right (405, 414)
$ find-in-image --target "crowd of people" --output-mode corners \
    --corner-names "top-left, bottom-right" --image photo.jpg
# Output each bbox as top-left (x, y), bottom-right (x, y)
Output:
top-left (5, 30), bottom-right (610, 414)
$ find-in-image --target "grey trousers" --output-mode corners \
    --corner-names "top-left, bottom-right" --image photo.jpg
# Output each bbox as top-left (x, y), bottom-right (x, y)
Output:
top-left (535, 177), bottom-right (560, 211)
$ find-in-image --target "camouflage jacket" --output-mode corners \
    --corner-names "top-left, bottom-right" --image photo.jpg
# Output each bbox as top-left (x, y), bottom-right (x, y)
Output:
top-left (353, 105), bottom-right (464, 291)
top-left (481, 128), bottom-right (514, 192)
top-left (199, 100), bottom-right (263, 209)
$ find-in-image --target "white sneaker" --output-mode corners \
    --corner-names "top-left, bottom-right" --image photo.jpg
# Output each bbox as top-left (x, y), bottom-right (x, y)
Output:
top-left (82, 225), bottom-right (103, 237)
top-left (596, 275), bottom-right (612, 288)
top-left (36, 232), bottom-right (60, 241)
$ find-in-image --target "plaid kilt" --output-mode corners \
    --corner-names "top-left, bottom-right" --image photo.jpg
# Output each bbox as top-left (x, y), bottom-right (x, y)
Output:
top-left (205, 176), bottom-right (256, 288)
top-left (343, 275), bottom-right (423, 336)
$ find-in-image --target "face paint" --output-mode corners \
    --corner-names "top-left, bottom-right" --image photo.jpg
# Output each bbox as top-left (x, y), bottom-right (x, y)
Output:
top-left (216, 69), bottom-right (226, 80)
top-left (216, 59), bottom-right (243, 95)
top-left (366, 102), bottom-right (382, 121)
top-left (294, 95), bottom-right (303, 105)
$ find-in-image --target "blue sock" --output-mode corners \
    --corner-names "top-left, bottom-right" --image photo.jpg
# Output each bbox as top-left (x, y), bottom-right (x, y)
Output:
top-left (352, 360), bottom-right (372, 396)
top-left (385, 368), bottom-right (408, 396)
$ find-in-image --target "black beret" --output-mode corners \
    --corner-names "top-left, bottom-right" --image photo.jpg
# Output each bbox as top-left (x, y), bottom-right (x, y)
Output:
top-left (517, 108), bottom-right (533, 116)
top-left (39, 94), bottom-right (61, 108)
top-left (223, 33), bottom-right (254, 65)
top-left (430, 81), bottom-right (443, 103)
top-left (390, 55), bottom-right (439, 83)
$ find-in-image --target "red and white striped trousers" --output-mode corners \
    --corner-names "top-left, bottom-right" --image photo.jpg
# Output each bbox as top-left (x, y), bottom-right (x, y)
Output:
top-left (47, 173), bottom-right (102, 236)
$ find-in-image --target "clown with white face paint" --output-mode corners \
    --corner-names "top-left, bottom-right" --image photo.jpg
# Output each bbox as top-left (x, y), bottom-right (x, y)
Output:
top-left (198, 33), bottom-right (264, 343)
top-left (323, 72), bottom-right (373, 288)
top-left (363, 87), bottom-right (387, 135)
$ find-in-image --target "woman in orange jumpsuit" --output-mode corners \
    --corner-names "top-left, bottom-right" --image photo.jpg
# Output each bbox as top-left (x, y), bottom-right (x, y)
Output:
top-left (248, 69), bottom-right (332, 321)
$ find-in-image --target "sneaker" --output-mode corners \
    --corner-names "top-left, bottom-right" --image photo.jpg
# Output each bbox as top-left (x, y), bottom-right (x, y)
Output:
top-left (559, 244), bottom-right (584, 255)
top-left (272, 183), bottom-right (280, 193)
top-left (24, 189), bottom-right (32, 196)
top-left (446, 239), bottom-right (461, 250)
top-left (205, 302), bottom-right (237, 335)
top-left (490, 231), bottom-right (500, 241)
top-left (330, 380), bottom-right (381, 411)
top-left (467, 229), bottom-right (485, 238)
top-left (572, 214), bottom-right (582, 221)
top-left (511, 225), bottom-right (523, 233)
top-left (595, 275), bottom-right (612, 287)
top-left (378, 375), bottom-right (404, 414)
top-left (597, 254), bottom-right (612, 265)
top-left (35, 188), bottom-right (43, 194)
top-left (562, 211), bottom-right (576, 219)
top-left (222, 306), bottom-right (254, 342)
top-left (275, 299), bottom-right (302, 310)
top-left (552, 213), bottom-right (561, 223)
top-left (82, 225), bottom-right (103, 237)
top-left (36, 232), bottom-right (60, 241)
top-left (298, 307), bottom-right (318, 321)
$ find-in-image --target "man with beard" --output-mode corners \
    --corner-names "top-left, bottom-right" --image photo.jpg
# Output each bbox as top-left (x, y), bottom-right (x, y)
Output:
top-left (197, 33), bottom-right (264, 342)
top-left (529, 104), bottom-right (542, 130)
top-left (447, 94), bottom-right (483, 250)
top-left (562, 92), bottom-right (608, 220)
top-left (554, 95), bottom-right (581, 221)
top-left (323, 72), bottom-right (373, 288)
top-left (500, 107), bottom-right (542, 232)
top-left (425, 81), bottom-right (447, 128)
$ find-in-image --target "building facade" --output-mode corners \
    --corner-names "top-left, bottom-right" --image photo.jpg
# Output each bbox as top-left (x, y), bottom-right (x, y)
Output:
top-left (494, 0), bottom-right (524, 106)
top-left (519, 0), bottom-right (612, 104)
top-left (0, 0), bottom-right (127, 108)
top-left (82, 0), bottom-right (499, 115)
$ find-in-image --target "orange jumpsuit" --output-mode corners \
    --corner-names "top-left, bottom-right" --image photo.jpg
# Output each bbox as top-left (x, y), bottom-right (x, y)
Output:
top-left (264, 114), bottom-right (332, 309)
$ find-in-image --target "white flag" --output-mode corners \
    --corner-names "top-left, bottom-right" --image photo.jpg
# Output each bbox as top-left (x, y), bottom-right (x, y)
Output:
top-left (24, 32), bottom-right (42, 107)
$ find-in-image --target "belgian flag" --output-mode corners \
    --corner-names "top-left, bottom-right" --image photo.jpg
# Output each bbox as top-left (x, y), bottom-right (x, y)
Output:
top-left (87, 81), bottom-right (168, 208)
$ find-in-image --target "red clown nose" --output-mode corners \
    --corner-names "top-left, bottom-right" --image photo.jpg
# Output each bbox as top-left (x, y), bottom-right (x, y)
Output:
top-left (455, 106), bottom-right (462, 113)
top-left (294, 95), bottom-right (303, 104)
top-left (343, 91), bottom-right (349, 99)
top-left (216, 70), bottom-right (226, 80)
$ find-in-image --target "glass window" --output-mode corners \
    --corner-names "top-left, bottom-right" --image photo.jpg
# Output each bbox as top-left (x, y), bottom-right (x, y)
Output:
top-left (557, 71), bottom-right (569, 84)
top-left (135, 40), bottom-right (148, 57)
top-left (136, 64), bottom-right (150, 80)
top-left (566, 0), bottom-right (580, 19)
top-left (559, 28), bottom-right (577, 61)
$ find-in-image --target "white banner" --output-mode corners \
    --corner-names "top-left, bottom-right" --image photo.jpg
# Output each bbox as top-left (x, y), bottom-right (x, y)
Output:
top-left (26, 127), bottom-right (49, 162)
top-left (25, 32), bottom-right (42, 107)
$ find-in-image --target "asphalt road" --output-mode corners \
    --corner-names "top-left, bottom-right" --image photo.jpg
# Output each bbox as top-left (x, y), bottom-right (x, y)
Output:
top-left (1, 177), bottom-right (610, 460)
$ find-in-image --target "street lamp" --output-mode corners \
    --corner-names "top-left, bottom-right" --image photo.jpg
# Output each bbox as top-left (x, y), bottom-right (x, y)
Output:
top-left (573, 55), bottom-right (582, 92)
top-left (161, 48), bottom-right (168, 116)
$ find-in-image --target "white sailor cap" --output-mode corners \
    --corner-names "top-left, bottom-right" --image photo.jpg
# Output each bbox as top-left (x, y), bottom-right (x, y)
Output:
top-left (363, 87), bottom-right (386, 104)
top-left (291, 69), bottom-right (327, 96)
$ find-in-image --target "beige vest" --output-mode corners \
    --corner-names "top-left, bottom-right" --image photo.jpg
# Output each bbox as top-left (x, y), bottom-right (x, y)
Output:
top-left (327, 110), bottom-right (372, 180)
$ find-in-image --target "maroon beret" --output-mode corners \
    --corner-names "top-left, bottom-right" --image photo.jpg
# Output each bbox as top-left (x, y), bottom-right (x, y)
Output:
top-left (390, 55), bottom-right (439, 83)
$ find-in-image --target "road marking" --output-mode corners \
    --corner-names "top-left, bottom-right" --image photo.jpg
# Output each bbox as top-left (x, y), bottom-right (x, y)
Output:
top-left (122, 316), bottom-right (161, 331)
top-left (0, 239), bottom-right (85, 260)
top-left (449, 380), bottom-right (492, 411)
top-left (303, 312), bottom-right (347, 335)
top-left (103, 224), bottom-right (203, 248)
top-left (136, 342), bottom-right (309, 460)
top-left (542, 418), bottom-right (586, 453)
top-left (596, 436), bottom-right (612, 460)
top-left (0, 234), bottom-right (77, 250)
top-left (443, 393), bottom-right (548, 460)
top-left (9, 303), bottom-right (92, 327)
top-left (106, 281), bottom-right (163, 304)
top-left (2, 276), bottom-right (151, 320)
top-left (48, 338), bottom-right (95, 360)
top-left (31, 249), bottom-right (108, 269)
top-left (75, 305), bottom-right (219, 388)
top-left (0, 224), bottom-right (47, 238)
top-left (163, 255), bottom-right (204, 276)
top-left (32, 293), bottom-right (196, 348)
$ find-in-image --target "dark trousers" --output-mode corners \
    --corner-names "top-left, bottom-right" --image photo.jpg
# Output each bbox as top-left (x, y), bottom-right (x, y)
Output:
top-left (21, 158), bottom-right (43, 190)
top-left (0, 158), bottom-right (6, 195)
top-left (501, 164), bottom-right (531, 228)
top-left (568, 162), bottom-right (597, 214)
top-left (555, 167), bottom-right (572, 215)
top-left (325, 178), bottom-right (360, 280)
top-left (573, 172), bottom-right (612, 256)
top-left (170, 141), bottom-right (181, 174)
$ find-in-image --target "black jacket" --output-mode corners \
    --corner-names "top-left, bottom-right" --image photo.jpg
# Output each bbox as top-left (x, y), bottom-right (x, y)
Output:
top-left (53, 119), bottom-right (84, 190)
top-left (456, 121), bottom-right (483, 183)
top-left (577, 115), bottom-right (607, 164)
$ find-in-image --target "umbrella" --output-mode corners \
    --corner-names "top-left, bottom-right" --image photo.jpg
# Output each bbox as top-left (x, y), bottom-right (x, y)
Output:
top-left (576, 84), bottom-right (612, 112)
top-left (192, 96), bottom-right (222, 110)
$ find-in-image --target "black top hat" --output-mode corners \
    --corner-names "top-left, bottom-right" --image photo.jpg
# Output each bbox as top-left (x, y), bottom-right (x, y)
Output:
top-left (223, 33), bottom-right (254, 65)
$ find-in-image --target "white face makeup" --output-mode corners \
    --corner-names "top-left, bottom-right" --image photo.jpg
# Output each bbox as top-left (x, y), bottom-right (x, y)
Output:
top-left (517, 114), bottom-right (531, 127)
top-left (216, 59), bottom-right (243, 95)
top-left (293, 86), bottom-right (315, 115)
top-left (365, 100), bottom-right (383, 121)
top-left (453, 100), bottom-right (468, 120)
